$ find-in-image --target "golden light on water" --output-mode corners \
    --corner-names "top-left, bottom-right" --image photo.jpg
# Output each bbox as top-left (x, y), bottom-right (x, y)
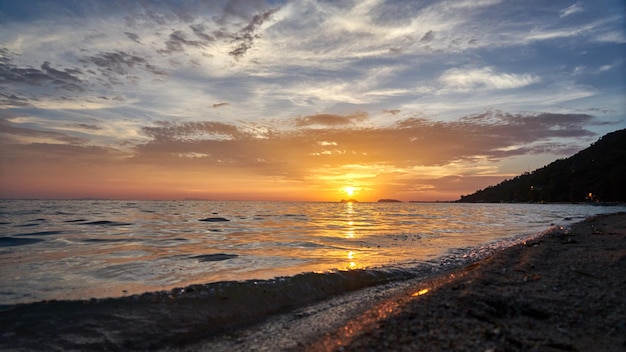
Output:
top-left (347, 251), bottom-right (357, 269)
top-left (344, 218), bottom-right (356, 238)
top-left (411, 288), bottom-right (430, 297)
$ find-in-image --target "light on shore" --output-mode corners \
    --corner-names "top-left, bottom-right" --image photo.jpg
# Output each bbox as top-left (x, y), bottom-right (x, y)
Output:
top-left (412, 288), bottom-right (430, 297)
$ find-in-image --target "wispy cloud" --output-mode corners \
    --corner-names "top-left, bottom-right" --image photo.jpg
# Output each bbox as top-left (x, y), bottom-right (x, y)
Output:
top-left (439, 67), bottom-right (540, 91)
top-left (80, 51), bottom-right (167, 83)
top-left (229, 7), bottom-right (280, 59)
top-left (559, 2), bottom-right (583, 18)
top-left (130, 111), bottom-right (598, 171)
top-left (159, 30), bottom-right (206, 54)
top-left (293, 112), bottom-right (368, 127)
top-left (594, 30), bottom-right (626, 44)
top-left (0, 49), bottom-right (84, 92)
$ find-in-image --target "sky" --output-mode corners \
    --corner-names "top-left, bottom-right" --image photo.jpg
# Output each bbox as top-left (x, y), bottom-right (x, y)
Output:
top-left (0, 0), bottom-right (624, 201)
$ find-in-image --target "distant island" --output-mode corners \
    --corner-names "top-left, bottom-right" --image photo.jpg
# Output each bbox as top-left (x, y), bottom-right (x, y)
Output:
top-left (377, 199), bottom-right (402, 203)
top-left (340, 199), bottom-right (359, 203)
top-left (458, 129), bottom-right (626, 203)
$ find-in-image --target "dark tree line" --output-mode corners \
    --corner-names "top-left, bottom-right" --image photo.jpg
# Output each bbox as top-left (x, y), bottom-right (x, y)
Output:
top-left (458, 129), bottom-right (626, 203)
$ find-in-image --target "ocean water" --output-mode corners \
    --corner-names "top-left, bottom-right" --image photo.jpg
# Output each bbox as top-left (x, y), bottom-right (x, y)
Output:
top-left (1, 200), bottom-right (624, 307)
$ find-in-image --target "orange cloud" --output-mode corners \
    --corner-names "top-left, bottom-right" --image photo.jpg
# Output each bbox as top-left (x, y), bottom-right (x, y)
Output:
top-left (0, 111), bottom-right (599, 201)
top-left (293, 112), bottom-right (368, 127)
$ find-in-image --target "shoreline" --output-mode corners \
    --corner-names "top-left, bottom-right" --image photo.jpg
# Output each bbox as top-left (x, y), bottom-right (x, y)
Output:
top-left (184, 212), bottom-right (626, 351)
top-left (1, 213), bottom-right (624, 351)
top-left (314, 212), bottom-right (626, 351)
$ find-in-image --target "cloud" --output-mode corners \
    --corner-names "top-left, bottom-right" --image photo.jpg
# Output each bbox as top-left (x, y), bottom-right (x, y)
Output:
top-left (598, 60), bottom-right (622, 72)
top-left (293, 112), bottom-right (369, 127)
top-left (80, 50), bottom-right (166, 84)
top-left (124, 32), bottom-right (141, 44)
top-left (189, 24), bottom-right (215, 42)
top-left (229, 7), bottom-right (280, 59)
top-left (41, 61), bottom-right (82, 84)
top-left (131, 111), bottom-right (597, 174)
top-left (594, 30), bottom-right (626, 44)
top-left (0, 48), bottom-right (11, 65)
top-left (383, 109), bottom-right (401, 115)
top-left (445, 0), bottom-right (502, 9)
top-left (70, 123), bottom-right (101, 131)
top-left (141, 121), bottom-right (247, 142)
top-left (0, 49), bottom-right (84, 91)
top-left (420, 30), bottom-right (435, 42)
top-left (572, 65), bottom-right (586, 75)
top-left (524, 25), bottom-right (593, 41)
top-left (439, 67), bottom-right (540, 91)
top-left (0, 92), bottom-right (30, 107)
top-left (0, 116), bottom-right (87, 145)
top-left (159, 30), bottom-right (206, 54)
top-left (124, 1), bottom-right (195, 27)
top-left (559, 2), bottom-right (583, 18)
top-left (102, 109), bottom-right (601, 201)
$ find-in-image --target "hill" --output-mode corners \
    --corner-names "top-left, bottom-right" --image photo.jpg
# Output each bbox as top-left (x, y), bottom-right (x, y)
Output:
top-left (458, 129), bottom-right (626, 203)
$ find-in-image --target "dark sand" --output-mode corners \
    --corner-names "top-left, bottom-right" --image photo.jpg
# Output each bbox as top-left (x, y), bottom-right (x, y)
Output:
top-left (189, 212), bottom-right (626, 352)
top-left (307, 212), bottom-right (626, 352)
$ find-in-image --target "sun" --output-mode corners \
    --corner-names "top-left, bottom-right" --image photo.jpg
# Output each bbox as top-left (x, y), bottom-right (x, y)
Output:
top-left (343, 186), bottom-right (356, 197)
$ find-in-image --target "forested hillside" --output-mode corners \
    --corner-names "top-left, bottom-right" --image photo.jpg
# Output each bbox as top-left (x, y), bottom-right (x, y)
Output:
top-left (458, 129), bottom-right (626, 203)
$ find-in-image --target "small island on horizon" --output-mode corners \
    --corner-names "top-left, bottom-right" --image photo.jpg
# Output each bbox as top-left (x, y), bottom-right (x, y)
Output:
top-left (340, 198), bottom-right (359, 203)
top-left (340, 198), bottom-right (405, 203)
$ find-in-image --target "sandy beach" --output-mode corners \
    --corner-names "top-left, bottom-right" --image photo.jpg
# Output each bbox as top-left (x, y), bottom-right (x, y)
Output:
top-left (309, 212), bottom-right (626, 352)
top-left (187, 212), bottom-right (626, 352)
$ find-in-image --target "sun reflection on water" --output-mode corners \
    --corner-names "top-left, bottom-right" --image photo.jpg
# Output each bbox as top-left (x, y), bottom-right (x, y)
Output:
top-left (343, 202), bottom-right (357, 239)
top-left (347, 251), bottom-right (358, 269)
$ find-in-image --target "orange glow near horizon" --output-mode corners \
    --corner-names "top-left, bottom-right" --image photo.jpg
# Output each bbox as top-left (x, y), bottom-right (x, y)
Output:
top-left (0, 1), bottom-right (622, 203)
top-left (0, 102), bottom-right (570, 203)
top-left (0, 123), bottom-right (522, 202)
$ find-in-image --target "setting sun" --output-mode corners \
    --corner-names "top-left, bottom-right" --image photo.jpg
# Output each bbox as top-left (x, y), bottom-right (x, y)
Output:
top-left (343, 186), bottom-right (357, 197)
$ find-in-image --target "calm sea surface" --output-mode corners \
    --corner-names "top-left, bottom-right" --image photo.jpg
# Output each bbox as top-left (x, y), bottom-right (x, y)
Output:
top-left (1, 200), bottom-right (624, 305)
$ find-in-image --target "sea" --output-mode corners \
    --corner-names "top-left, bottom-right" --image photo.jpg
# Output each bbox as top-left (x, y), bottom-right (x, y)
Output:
top-left (1, 200), bottom-right (624, 307)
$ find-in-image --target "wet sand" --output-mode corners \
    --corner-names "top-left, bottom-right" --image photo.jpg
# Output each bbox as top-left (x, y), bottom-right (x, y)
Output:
top-left (310, 212), bottom-right (626, 352)
top-left (189, 212), bottom-right (626, 352)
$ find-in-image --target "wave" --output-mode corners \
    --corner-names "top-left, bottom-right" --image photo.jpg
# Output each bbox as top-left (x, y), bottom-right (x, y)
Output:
top-left (190, 253), bottom-right (239, 262)
top-left (14, 230), bottom-right (63, 237)
top-left (0, 237), bottom-right (45, 247)
top-left (0, 226), bottom-right (564, 351)
top-left (0, 267), bottom-right (417, 350)
top-left (80, 220), bottom-right (133, 226)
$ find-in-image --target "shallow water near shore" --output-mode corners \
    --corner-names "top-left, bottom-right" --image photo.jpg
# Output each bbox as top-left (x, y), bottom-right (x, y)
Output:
top-left (1, 200), bottom-right (624, 306)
